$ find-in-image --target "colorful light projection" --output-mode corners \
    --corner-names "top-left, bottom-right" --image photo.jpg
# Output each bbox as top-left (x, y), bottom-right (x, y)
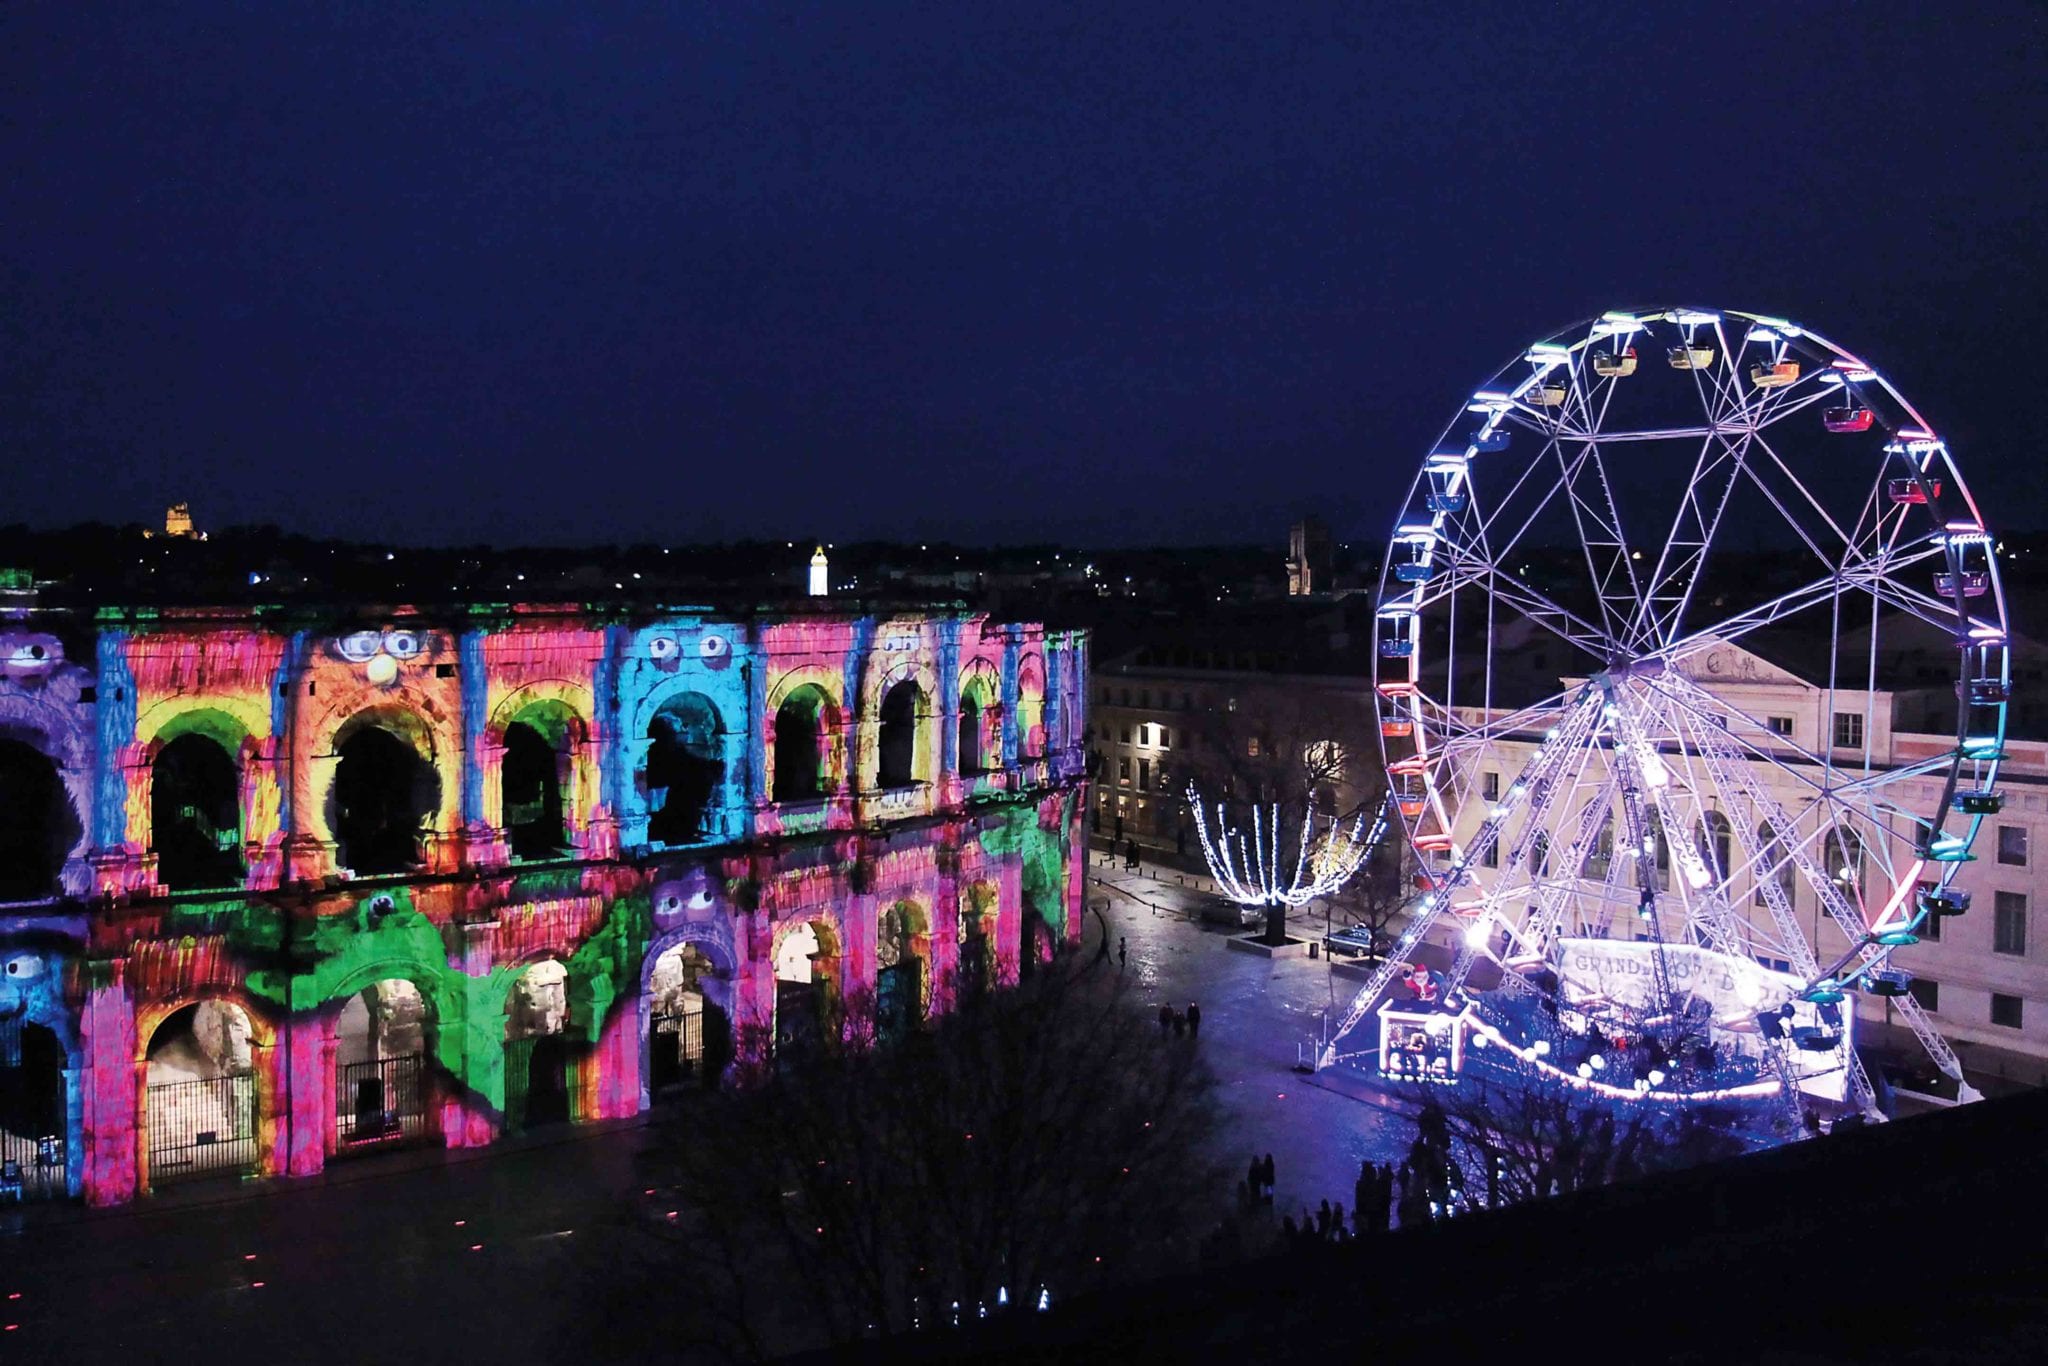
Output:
top-left (0, 605), bottom-right (1088, 1206)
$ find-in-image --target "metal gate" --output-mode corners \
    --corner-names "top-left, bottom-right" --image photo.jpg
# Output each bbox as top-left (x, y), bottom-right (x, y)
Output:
top-left (147, 1074), bottom-right (258, 1184)
top-left (0, 1129), bottom-right (66, 1201)
top-left (335, 1053), bottom-right (427, 1152)
top-left (649, 1010), bottom-right (703, 1093)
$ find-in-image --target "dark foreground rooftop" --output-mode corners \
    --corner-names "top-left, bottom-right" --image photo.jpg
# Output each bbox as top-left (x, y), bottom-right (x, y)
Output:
top-left (858, 1084), bottom-right (2048, 1364)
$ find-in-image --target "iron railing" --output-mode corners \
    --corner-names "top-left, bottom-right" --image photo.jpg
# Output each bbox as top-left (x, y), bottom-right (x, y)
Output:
top-left (649, 1011), bottom-right (704, 1092)
top-left (335, 1052), bottom-right (428, 1152)
top-left (147, 1074), bottom-right (257, 1184)
top-left (0, 1130), bottom-right (66, 1201)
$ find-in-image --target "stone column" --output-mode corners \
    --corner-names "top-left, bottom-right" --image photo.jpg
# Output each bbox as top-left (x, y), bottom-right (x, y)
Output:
top-left (80, 964), bottom-right (138, 1207)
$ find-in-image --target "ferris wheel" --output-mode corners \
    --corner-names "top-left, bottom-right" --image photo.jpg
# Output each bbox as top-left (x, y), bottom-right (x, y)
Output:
top-left (1330, 308), bottom-right (2010, 1117)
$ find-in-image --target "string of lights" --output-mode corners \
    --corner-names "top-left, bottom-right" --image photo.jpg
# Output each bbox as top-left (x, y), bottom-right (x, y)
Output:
top-left (1186, 784), bottom-right (1374, 907)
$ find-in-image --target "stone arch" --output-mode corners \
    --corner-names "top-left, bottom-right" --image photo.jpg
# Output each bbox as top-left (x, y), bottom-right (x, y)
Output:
top-left (150, 730), bottom-right (247, 891)
top-left (957, 661), bottom-right (1001, 776)
top-left (876, 898), bottom-right (931, 1043)
top-left (0, 734), bottom-right (81, 902)
top-left (876, 679), bottom-right (928, 789)
top-left (957, 878), bottom-right (999, 999)
top-left (643, 691), bottom-right (725, 846)
top-left (503, 958), bottom-right (573, 1131)
top-left (770, 914), bottom-right (843, 1067)
top-left (0, 941), bottom-right (78, 1199)
top-left (1015, 650), bottom-right (1047, 759)
top-left (497, 696), bottom-right (588, 861)
top-left (135, 991), bottom-right (278, 1191)
top-left (328, 706), bottom-right (445, 876)
top-left (333, 978), bottom-right (436, 1152)
top-left (769, 679), bottom-right (843, 802)
top-left (643, 930), bottom-right (737, 1098)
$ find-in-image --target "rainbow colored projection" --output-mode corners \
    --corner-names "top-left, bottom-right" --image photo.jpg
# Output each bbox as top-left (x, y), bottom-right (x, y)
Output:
top-left (0, 602), bottom-right (1088, 1205)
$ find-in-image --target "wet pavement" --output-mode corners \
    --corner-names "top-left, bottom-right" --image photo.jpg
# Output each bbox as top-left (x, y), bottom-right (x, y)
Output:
top-left (1081, 850), bottom-right (1418, 1222)
top-left (0, 851), bottom-right (1414, 1363)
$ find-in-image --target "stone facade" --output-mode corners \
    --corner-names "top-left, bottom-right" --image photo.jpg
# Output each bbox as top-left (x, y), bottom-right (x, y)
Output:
top-left (0, 601), bottom-right (1088, 1205)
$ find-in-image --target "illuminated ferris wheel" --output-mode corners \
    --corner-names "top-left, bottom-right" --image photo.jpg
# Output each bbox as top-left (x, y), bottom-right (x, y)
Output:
top-left (1328, 308), bottom-right (2010, 1116)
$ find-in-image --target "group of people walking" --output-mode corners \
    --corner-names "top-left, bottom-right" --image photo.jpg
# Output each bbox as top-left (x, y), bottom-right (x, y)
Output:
top-left (1158, 1000), bottom-right (1201, 1037)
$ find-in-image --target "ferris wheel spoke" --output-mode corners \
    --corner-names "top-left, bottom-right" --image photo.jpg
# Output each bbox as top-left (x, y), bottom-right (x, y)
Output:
top-left (1630, 424), bottom-right (1760, 651)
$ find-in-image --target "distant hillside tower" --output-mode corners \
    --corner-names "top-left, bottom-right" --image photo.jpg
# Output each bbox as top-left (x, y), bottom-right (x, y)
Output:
top-left (1287, 516), bottom-right (1332, 596)
top-left (808, 545), bottom-right (830, 596)
top-left (162, 502), bottom-right (203, 540)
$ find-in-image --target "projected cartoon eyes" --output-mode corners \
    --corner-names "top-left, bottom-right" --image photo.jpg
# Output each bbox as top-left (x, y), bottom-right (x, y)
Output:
top-left (338, 630), bottom-right (384, 663)
top-left (334, 627), bottom-right (432, 682)
top-left (698, 635), bottom-right (729, 661)
top-left (648, 636), bottom-right (679, 661)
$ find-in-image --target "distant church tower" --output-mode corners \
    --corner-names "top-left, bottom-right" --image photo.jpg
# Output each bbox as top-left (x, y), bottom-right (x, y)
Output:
top-left (1287, 516), bottom-right (1331, 595)
top-left (808, 545), bottom-right (830, 596)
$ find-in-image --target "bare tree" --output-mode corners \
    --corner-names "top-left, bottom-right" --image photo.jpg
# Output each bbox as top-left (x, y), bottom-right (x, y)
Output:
top-left (1412, 1077), bottom-right (1745, 1213)
top-left (599, 958), bottom-right (1226, 1361)
top-left (1321, 837), bottom-right (1411, 963)
top-left (1181, 682), bottom-right (1381, 944)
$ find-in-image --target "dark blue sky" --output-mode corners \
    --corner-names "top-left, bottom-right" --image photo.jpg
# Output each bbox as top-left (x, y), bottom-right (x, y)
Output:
top-left (6, 4), bottom-right (2043, 546)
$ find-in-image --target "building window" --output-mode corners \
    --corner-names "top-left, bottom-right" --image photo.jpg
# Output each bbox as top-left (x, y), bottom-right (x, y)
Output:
top-left (1227, 697), bottom-right (1239, 712)
top-left (1120, 725), bottom-right (1133, 744)
top-left (1908, 978), bottom-right (1939, 1013)
top-left (1246, 737), bottom-right (1260, 758)
top-left (1119, 688), bottom-right (1131, 707)
top-left (1137, 758), bottom-right (1151, 793)
top-left (1139, 689), bottom-right (1150, 708)
top-left (1157, 726), bottom-right (1171, 749)
top-left (1482, 771), bottom-right (1499, 803)
top-left (1992, 994), bottom-right (2025, 1030)
top-left (1117, 757), bottom-right (1132, 785)
top-left (1767, 716), bottom-right (1793, 737)
top-left (1180, 693), bottom-right (1192, 710)
top-left (1481, 837), bottom-right (1499, 869)
top-left (1831, 712), bottom-right (1863, 748)
top-left (1998, 824), bottom-right (2028, 867)
top-left (1994, 890), bottom-right (2027, 956)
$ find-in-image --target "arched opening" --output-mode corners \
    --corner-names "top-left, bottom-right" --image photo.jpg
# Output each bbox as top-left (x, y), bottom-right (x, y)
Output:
top-left (0, 738), bottom-right (76, 902)
top-left (958, 881), bottom-right (998, 1002)
top-left (502, 721), bottom-right (567, 860)
top-left (0, 1019), bottom-right (67, 1200)
top-left (876, 901), bottom-right (929, 1045)
top-left (504, 960), bottom-right (571, 1131)
top-left (773, 920), bottom-right (840, 1069)
top-left (332, 720), bottom-right (438, 876)
top-left (877, 681), bottom-right (924, 789)
top-left (646, 693), bottom-right (723, 845)
top-left (151, 732), bottom-right (245, 891)
top-left (648, 942), bottom-right (732, 1095)
top-left (1529, 832), bottom-right (1552, 880)
top-left (1586, 813), bottom-right (1615, 880)
top-left (334, 980), bottom-right (431, 1153)
top-left (1016, 655), bottom-right (1047, 759)
top-left (773, 686), bottom-right (832, 803)
top-left (1696, 811), bottom-right (1733, 884)
top-left (958, 694), bottom-right (985, 775)
top-left (145, 1001), bottom-right (258, 1184)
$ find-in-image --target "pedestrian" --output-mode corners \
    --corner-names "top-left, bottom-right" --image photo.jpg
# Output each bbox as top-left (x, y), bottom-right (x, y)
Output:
top-left (1118, 936), bottom-right (1128, 971)
top-left (1159, 1003), bottom-right (1173, 1034)
top-left (1261, 1152), bottom-right (1276, 1201)
top-left (1248, 1155), bottom-right (1263, 1200)
top-left (1355, 1164), bottom-right (1373, 1234)
top-left (1171, 1009), bottom-right (1186, 1038)
top-left (1186, 1001), bottom-right (1201, 1037)
top-left (1316, 1199), bottom-right (1332, 1237)
top-left (1113, 814), bottom-right (1125, 845)
top-left (1123, 838), bottom-right (1140, 871)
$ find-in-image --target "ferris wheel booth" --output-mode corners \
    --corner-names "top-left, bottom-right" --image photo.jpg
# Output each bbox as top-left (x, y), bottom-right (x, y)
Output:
top-left (1377, 1003), bottom-right (1469, 1082)
top-left (1553, 938), bottom-right (1853, 1103)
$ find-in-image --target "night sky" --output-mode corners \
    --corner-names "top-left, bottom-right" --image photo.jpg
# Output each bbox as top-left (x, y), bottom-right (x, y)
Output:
top-left (6, 4), bottom-right (2043, 547)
